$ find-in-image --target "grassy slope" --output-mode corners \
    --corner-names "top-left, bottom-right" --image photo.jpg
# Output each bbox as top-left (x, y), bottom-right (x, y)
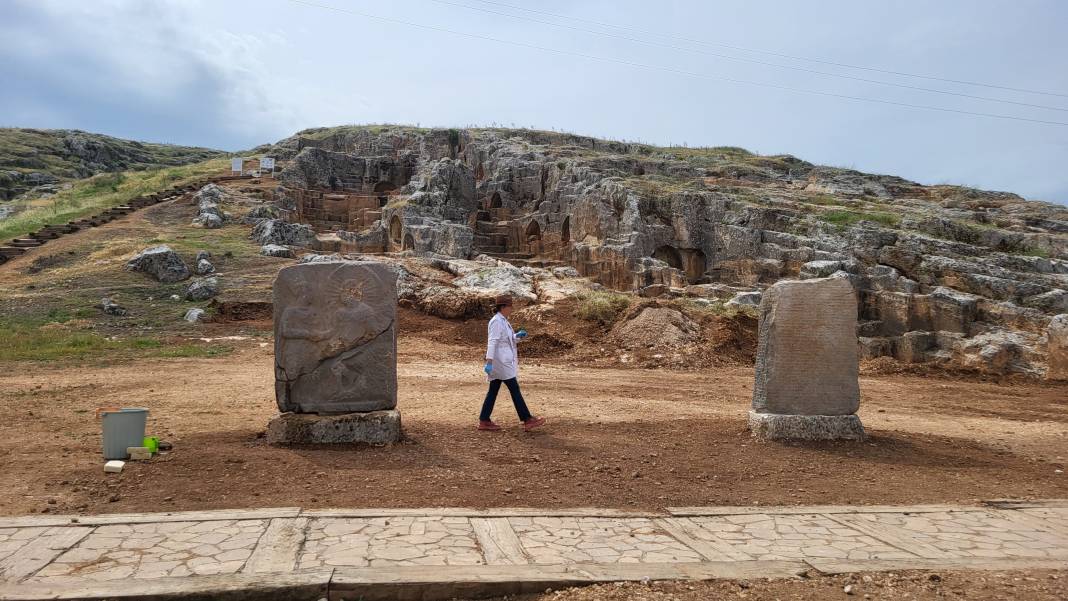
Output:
top-left (0, 181), bottom-right (276, 362)
top-left (0, 158), bottom-right (229, 241)
top-left (0, 128), bottom-right (224, 201)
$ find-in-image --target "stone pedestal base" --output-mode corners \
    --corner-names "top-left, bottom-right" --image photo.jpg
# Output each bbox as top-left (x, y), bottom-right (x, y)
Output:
top-left (748, 411), bottom-right (865, 441)
top-left (267, 410), bottom-right (402, 444)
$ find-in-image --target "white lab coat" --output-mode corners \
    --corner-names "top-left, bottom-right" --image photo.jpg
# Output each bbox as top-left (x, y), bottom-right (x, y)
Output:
top-left (485, 312), bottom-right (520, 381)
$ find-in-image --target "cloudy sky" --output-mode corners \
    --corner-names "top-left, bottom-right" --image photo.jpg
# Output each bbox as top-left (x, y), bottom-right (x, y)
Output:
top-left (2, 0), bottom-right (1066, 202)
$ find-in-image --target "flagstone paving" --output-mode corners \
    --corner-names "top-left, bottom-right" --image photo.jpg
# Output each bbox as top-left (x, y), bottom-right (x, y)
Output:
top-left (0, 501), bottom-right (1065, 599)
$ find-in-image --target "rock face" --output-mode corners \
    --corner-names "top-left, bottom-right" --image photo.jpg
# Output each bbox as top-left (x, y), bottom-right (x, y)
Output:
top-left (750, 277), bottom-right (865, 440)
top-left (126, 245), bottom-right (190, 283)
top-left (274, 262), bottom-right (398, 414)
top-left (1048, 315), bottom-right (1068, 381)
top-left (268, 126), bottom-right (1068, 376)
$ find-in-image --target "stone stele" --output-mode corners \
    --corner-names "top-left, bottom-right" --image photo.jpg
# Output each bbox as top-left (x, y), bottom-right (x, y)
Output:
top-left (273, 261), bottom-right (398, 415)
top-left (749, 276), bottom-right (865, 440)
top-left (1048, 314), bottom-right (1068, 381)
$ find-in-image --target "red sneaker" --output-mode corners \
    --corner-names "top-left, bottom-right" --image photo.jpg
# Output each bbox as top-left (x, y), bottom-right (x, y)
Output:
top-left (477, 420), bottom-right (502, 431)
top-left (523, 416), bottom-right (546, 431)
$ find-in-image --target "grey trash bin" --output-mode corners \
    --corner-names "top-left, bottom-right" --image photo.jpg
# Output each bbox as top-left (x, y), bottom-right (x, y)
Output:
top-left (101, 408), bottom-right (148, 460)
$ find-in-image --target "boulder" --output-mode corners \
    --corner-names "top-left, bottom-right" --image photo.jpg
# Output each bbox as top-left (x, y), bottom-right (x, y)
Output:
top-left (99, 297), bottom-right (127, 316)
top-left (750, 277), bottom-right (864, 440)
top-left (551, 266), bottom-right (580, 278)
top-left (453, 264), bottom-right (536, 303)
top-left (192, 213), bottom-right (223, 229)
top-left (726, 291), bottom-right (762, 307)
top-left (185, 277), bottom-right (219, 301)
top-left (251, 219), bottom-right (315, 247)
top-left (184, 308), bottom-right (205, 323)
top-left (261, 244), bottom-right (295, 258)
top-left (274, 262), bottom-right (398, 414)
top-left (195, 258), bottom-right (215, 275)
top-left (195, 250), bottom-right (212, 263)
top-left (126, 245), bottom-right (190, 283)
top-left (242, 204), bottom-right (280, 224)
top-left (414, 285), bottom-right (485, 319)
top-left (1048, 314), bottom-right (1068, 381)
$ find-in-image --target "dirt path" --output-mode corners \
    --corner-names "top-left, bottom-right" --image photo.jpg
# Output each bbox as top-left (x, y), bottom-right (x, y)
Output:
top-left (1, 337), bottom-right (1065, 516)
top-left (490, 570), bottom-right (1068, 601)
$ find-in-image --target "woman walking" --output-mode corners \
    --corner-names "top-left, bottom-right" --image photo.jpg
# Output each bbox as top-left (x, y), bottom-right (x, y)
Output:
top-left (479, 294), bottom-right (546, 431)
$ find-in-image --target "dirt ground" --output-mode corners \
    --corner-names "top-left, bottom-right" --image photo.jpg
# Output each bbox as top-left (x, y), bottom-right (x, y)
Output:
top-left (478, 570), bottom-right (1068, 601)
top-left (0, 183), bottom-right (1065, 516)
top-left (0, 319), bottom-right (1065, 516)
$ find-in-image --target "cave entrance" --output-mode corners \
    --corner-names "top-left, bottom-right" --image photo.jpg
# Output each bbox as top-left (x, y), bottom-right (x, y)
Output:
top-left (389, 215), bottom-right (403, 250)
top-left (524, 220), bottom-right (542, 254)
top-left (489, 192), bottom-right (503, 209)
top-left (684, 249), bottom-right (707, 283)
top-left (653, 245), bottom-right (683, 270)
top-left (561, 216), bottom-right (570, 243)
top-left (403, 233), bottom-right (415, 251)
top-left (525, 220), bottom-right (542, 241)
top-left (374, 182), bottom-right (396, 208)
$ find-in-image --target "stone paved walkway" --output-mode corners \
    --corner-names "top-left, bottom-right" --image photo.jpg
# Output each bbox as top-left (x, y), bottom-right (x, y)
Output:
top-left (0, 501), bottom-right (1065, 600)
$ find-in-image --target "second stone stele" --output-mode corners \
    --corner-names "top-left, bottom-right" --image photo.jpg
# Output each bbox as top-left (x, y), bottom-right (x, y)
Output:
top-left (749, 276), bottom-right (866, 441)
top-left (267, 260), bottom-right (401, 444)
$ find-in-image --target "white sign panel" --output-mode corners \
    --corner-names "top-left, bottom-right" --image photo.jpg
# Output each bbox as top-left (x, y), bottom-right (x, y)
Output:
top-left (231, 158), bottom-right (244, 173)
top-left (260, 157), bottom-right (275, 171)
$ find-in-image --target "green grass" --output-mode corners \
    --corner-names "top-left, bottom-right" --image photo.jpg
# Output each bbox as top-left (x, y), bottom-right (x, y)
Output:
top-left (803, 194), bottom-right (841, 206)
top-left (574, 290), bottom-right (631, 324)
top-left (1015, 246), bottom-right (1051, 259)
top-left (0, 158), bottom-right (229, 241)
top-left (0, 313), bottom-right (232, 362)
top-left (820, 209), bottom-right (901, 229)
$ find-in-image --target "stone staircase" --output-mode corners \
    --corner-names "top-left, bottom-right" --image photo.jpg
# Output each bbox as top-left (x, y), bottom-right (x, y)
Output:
top-left (0, 176), bottom-right (252, 266)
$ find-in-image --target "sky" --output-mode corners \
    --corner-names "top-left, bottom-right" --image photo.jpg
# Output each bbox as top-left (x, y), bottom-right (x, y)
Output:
top-left (2, 0), bottom-right (1067, 203)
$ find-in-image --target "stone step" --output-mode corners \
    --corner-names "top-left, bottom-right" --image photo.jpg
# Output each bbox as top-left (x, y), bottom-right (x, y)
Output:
top-left (512, 258), bottom-right (565, 269)
top-left (483, 252), bottom-right (535, 261)
top-left (10, 238), bottom-right (44, 248)
top-left (0, 246), bottom-right (28, 257)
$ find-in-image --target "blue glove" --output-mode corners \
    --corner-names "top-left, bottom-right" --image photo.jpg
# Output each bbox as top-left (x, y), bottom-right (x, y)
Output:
top-left (516, 329), bottom-right (528, 339)
top-left (483, 363), bottom-right (493, 375)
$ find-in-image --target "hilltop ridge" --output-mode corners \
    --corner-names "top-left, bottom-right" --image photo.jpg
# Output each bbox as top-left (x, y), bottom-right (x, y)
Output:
top-left (0, 128), bottom-right (223, 200)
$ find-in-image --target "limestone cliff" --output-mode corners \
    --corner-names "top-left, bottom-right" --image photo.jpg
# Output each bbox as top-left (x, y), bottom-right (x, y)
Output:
top-left (269, 125), bottom-right (1068, 377)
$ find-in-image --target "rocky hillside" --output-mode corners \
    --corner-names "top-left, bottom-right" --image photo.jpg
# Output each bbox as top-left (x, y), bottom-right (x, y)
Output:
top-left (0, 128), bottom-right (223, 200)
top-left (263, 125), bottom-right (1068, 377)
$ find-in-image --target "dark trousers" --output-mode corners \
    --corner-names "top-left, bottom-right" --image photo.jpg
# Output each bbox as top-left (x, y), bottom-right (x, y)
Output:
top-left (480, 378), bottom-right (532, 422)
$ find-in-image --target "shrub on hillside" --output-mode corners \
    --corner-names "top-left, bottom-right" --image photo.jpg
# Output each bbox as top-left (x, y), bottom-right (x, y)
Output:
top-left (574, 291), bottom-right (631, 324)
